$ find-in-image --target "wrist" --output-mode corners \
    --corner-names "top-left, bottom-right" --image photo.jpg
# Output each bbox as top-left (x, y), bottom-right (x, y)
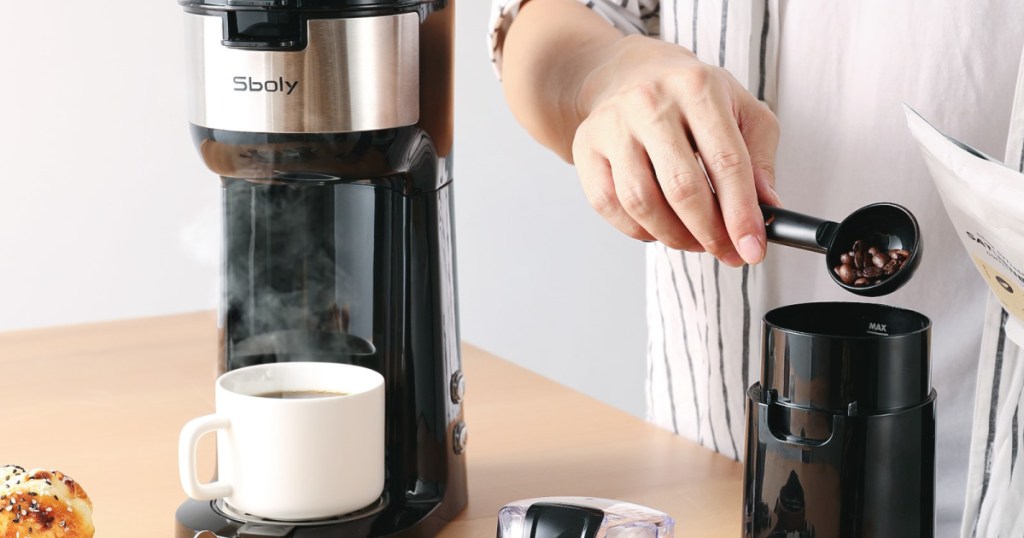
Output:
top-left (575, 36), bottom-right (698, 122)
top-left (571, 34), bottom-right (626, 127)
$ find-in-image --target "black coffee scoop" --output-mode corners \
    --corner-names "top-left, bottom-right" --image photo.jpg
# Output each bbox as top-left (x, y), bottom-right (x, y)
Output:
top-left (760, 203), bottom-right (922, 296)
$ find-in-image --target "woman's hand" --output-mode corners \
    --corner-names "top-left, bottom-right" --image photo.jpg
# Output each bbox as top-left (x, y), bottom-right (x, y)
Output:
top-left (502, 1), bottom-right (779, 265)
top-left (572, 35), bottom-right (780, 266)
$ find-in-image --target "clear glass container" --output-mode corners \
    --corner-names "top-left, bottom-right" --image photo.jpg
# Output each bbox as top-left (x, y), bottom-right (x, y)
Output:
top-left (497, 497), bottom-right (675, 538)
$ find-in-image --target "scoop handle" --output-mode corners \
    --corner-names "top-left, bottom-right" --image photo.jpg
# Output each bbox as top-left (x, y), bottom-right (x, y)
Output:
top-left (761, 204), bottom-right (838, 254)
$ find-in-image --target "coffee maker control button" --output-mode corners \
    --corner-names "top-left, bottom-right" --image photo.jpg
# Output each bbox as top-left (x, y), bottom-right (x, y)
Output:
top-left (450, 370), bottom-right (466, 404)
top-left (453, 421), bottom-right (468, 455)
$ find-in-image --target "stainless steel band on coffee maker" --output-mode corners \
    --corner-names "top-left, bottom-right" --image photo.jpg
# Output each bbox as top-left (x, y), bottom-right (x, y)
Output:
top-left (183, 12), bottom-right (420, 134)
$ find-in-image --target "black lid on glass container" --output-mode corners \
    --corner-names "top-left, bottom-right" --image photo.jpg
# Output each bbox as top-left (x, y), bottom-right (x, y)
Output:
top-left (179, 0), bottom-right (440, 51)
top-left (179, 0), bottom-right (435, 11)
top-left (760, 302), bottom-right (932, 414)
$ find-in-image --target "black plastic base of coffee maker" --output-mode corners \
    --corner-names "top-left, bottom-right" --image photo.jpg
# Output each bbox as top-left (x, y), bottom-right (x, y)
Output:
top-left (174, 494), bottom-right (457, 538)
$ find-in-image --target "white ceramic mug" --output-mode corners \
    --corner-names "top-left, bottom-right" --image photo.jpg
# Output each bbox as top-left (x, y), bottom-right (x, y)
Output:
top-left (178, 362), bottom-right (385, 521)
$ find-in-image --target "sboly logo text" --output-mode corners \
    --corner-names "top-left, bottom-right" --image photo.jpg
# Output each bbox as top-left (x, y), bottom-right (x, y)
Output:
top-left (233, 76), bottom-right (299, 95)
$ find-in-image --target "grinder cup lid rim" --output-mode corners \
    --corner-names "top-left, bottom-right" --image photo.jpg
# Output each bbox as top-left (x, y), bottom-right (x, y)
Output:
top-left (764, 301), bottom-right (931, 341)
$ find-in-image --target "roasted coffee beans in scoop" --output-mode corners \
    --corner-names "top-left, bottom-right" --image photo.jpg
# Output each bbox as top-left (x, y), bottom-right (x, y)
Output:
top-left (760, 202), bottom-right (921, 296)
top-left (833, 239), bottom-right (911, 287)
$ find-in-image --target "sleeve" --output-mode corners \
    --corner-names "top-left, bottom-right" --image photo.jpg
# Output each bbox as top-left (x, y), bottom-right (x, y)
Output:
top-left (488, 0), bottom-right (661, 78)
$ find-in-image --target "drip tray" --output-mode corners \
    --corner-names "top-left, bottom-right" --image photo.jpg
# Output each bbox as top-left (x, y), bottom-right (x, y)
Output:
top-left (212, 493), bottom-right (388, 527)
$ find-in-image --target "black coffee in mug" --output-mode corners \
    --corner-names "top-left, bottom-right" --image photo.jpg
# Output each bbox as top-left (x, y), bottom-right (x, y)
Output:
top-left (255, 390), bottom-right (349, 399)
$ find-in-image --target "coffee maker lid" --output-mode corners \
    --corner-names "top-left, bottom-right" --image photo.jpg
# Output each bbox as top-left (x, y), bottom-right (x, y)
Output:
top-left (178, 0), bottom-right (435, 11)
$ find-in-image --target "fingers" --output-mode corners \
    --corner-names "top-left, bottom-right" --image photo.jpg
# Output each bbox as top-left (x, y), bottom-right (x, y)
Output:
top-left (575, 112), bottom-right (705, 250)
top-left (608, 138), bottom-right (703, 252)
top-left (574, 143), bottom-right (656, 242)
top-left (682, 80), bottom-right (768, 265)
top-left (637, 112), bottom-right (743, 265)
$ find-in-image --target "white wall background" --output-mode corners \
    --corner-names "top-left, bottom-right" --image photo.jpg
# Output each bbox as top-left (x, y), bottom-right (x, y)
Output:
top-left (0, 1), bottom-right (647, 418)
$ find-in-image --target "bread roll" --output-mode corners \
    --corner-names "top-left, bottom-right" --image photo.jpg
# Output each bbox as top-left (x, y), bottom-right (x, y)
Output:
top-left (0, 465), bottom-right (94, 537)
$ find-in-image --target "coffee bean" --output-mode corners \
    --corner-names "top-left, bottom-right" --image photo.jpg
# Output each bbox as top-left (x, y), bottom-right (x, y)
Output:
top-left (835, 264), bottom-right (856, 285)
top-left (836, 239), bottom-right (912, 289)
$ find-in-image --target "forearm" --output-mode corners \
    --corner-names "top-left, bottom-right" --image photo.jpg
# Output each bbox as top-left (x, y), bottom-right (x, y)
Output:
top-left (501, 0), bottom-right (624, 162)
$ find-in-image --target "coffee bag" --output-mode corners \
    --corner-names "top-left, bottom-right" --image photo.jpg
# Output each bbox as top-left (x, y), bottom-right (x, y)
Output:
top-left (905, 105), bottom-right (1024, 346)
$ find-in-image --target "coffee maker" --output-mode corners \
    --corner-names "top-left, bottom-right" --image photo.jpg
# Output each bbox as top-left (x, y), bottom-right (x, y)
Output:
top-left (173, 1), bottom-right (467, 536)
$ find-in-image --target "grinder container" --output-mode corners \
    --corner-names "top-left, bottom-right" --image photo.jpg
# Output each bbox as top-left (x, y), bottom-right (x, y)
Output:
top-left (743, 302), bottom-right (936, 537)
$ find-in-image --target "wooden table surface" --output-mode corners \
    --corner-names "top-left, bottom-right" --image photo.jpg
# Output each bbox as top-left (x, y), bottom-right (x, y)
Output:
top-left (0, 312), bottom-right (742, 536)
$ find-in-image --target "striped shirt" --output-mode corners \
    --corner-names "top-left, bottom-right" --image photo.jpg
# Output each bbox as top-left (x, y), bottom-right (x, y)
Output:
top-left (489, 1), bottom-right (1024, 536)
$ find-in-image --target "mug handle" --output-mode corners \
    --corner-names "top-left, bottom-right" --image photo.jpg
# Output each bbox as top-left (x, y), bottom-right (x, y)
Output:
top-left (179, 414), bottom-right (233, 500)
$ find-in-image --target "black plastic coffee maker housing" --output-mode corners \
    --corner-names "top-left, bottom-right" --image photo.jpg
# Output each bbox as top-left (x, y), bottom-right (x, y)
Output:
top-left (174, 1), bottom-right (466, 536)
top-left (743, 302), bottom-right (936, 537)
